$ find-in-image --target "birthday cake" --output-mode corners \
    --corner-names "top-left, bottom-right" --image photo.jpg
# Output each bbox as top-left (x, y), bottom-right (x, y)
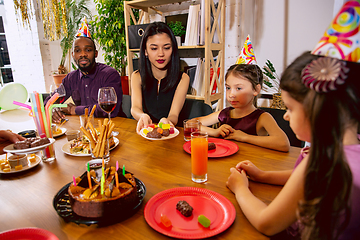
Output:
top-left (68, 166), bottom-right (138, 218)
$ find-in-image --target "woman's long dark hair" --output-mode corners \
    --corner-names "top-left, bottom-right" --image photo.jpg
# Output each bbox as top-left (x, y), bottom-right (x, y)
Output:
top-left (139, 22), bottom-right (181, 92)
top-left (280, 52), bottom-right (359, 239)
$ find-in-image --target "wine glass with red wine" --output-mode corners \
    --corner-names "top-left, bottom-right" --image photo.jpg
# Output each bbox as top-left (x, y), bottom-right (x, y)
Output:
top-left (98, 87), bottom-right (118, 135)
top-left (98, 87), bottom-right (117, 120)
top-left (50, 83), bottom-right (66, 103)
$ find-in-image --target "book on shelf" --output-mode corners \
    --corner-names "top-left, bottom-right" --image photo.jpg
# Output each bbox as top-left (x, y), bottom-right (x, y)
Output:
top-left (186, 58), bottom-right (220, 96)
top-left (184, 65), bottom-right (197, 94)
top-left (184, 4), bottom-right (200, 46)
top-left (199, 0), bottom-right (205, 45)
top-left (184, 2), bottom-right (220, 46)
top-left (191, 58), bottom-right (204, 96)
top-left (210, 66), bottom-right (220, 95)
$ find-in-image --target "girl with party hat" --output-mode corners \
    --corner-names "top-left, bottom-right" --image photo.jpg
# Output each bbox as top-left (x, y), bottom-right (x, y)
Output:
top-left (194, 36), bottom-right (290, 152)
top-left (227, 1), bottom-right (360, 239)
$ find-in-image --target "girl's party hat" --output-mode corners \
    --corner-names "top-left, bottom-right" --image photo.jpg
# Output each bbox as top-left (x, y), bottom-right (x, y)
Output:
top-left (302, 0), bottom-right (360, 93)
top-left (76, 17), bottom-right (91, 38)
top-left (311, 0), bottom-right (360, 63)
top-left (235, 35), bottom-right (257, 65)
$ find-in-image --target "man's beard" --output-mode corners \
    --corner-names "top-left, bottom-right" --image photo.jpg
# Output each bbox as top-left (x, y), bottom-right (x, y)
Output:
top-left (76, 57), bottom-right (95, 73)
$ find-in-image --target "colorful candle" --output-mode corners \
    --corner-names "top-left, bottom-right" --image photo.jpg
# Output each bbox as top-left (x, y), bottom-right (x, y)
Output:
top-left (87, 162), bottom-right (92, 189)
top-left (101, 161), bottom-right (105, 195)
top-left (73, 175), bottom-right (77, 186)
top-left (115, 161), bottom-right (119, 188)
top-left (101, 174), bottom-right (105, 195)
top-left (123, 164), bottom-right (125, 176)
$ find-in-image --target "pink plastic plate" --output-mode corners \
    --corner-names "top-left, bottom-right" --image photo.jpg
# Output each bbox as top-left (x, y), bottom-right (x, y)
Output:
top-left (144, 187), bottom-right (236, 239)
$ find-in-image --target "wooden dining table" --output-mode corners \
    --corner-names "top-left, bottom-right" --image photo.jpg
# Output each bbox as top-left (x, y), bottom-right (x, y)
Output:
top-left (0, 110), bottom-right (301, 240)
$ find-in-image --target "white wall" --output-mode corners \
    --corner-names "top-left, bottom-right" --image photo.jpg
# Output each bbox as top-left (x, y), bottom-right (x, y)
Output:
top-left (1, 0), bottom-right (337, 97)
top-left (286, 0), bottom-right (334, 68)
top-left (225, 0), bottom-right (335, 95)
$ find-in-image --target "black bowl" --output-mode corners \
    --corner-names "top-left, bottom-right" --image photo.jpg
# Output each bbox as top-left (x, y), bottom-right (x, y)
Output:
top-left (18, 130), bottom-right (37, 138)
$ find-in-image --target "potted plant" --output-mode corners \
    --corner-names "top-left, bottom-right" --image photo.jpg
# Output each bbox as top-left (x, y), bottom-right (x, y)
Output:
top-left (53, 0), bottom-right (92, 86)
top-left (168, 21), bottom-right (186, 47)
top-left (91, 0), bottom-right (129, 94)
top-left (262, 60), bottom-right (286, 109)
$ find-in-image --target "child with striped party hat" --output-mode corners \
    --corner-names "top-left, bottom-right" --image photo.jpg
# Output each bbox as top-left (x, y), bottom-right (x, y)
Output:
top-left (227, 1), bottom-right (360, 239)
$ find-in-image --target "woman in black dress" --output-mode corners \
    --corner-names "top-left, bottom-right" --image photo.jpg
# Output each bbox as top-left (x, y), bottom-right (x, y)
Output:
top-left (130, 22), bottom-right (189, 133)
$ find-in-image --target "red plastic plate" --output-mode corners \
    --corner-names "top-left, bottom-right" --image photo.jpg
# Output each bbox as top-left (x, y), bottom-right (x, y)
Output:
top-left (183, 138), bottom-right (239, 158)
top-left (144, 187), bottom-right (236, 239)
top-left (0, 227), bottom-right (59, 240)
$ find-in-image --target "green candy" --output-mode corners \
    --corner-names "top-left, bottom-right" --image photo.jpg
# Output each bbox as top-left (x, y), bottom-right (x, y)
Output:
top-left (198, 215), bottom-right (211, 228)
top-left (158, 122), bottom-right (163, 128)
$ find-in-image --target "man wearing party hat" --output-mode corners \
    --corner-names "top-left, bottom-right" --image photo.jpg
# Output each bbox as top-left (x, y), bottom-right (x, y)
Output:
top-left (226, 1), bottom-right (360, 239)
top-left (47, 17), bottom-right (124, 122)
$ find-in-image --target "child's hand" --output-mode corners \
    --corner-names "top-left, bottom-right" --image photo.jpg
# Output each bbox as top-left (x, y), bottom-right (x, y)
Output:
top-left (224, 129), bottom-right (248, 142)
top-left (226, 167), bottom-right (249, 194)
top-left (216, 124), bottom-right (234, 137)
top-left (136, 114), bottom-right (152, 133)
top-left (236, 160), bottom-right (264, 182)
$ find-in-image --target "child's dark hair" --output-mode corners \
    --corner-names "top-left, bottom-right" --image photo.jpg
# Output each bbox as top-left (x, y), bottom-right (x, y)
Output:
top-left (281, 51), bottom-right (360, 239)
top-left (139, 22), bottom-right (181, 92)
top-left (225, 64), bottom-right (263, 107)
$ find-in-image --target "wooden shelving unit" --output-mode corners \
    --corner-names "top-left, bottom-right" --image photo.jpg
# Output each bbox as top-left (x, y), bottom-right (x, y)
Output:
top-left (124, 0), bottom-right (225, 111)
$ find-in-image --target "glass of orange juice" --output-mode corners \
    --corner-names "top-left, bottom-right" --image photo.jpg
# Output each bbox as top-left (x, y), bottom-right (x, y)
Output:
top-left (191, 131), bottom-right (208, 183)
